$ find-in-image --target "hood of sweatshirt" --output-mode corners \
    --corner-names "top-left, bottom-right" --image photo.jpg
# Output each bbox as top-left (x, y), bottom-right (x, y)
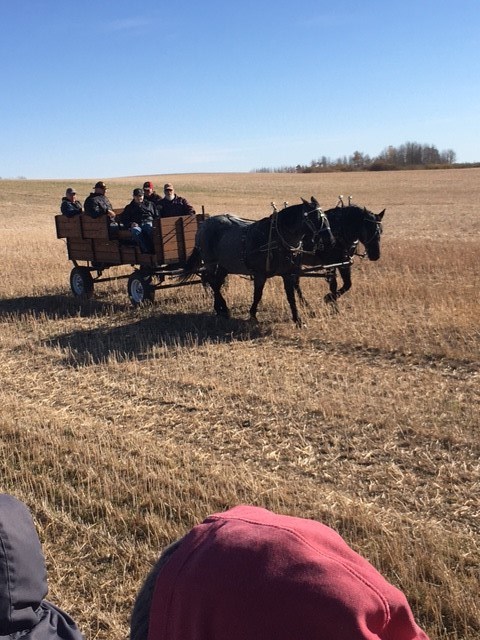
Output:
top-left (0, 494), bottom-right (83, 640)
top-left (146, 505), bottom-right (429, 640)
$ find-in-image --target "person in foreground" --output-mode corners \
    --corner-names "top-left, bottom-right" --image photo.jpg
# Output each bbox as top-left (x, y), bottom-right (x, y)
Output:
top-left (130, 504), bottom-right (430, 640)
top-left (0, 493), bottom-right (84, 640)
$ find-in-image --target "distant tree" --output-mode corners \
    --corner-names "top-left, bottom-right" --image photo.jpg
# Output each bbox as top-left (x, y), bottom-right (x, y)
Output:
top-left (440, 149), bottom-right (456, 164)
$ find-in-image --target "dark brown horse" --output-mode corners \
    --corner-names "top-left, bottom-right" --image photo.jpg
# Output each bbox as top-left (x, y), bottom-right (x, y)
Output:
top-left (180, 198), bottom-right (334, 325)
top-left (294, 202), bottom-right (385, 309)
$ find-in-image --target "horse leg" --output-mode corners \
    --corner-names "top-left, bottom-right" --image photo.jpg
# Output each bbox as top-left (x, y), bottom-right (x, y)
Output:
top-left (336, 265), bottom-right (352, 297)
top-left (283, 275), bottom-right (303, 327)
top-left (249, 273), bottom-right (267, 322)
top-left (324, 268), bottom-right (339, 304)
top-left (291, 274), bottom-right (315, 317)
top-left (206, 268), bottom-right (230, 318)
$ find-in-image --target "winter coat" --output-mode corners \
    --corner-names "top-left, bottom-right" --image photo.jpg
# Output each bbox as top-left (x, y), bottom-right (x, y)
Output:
top-left (144, 192), bottom-right (163, 214)
top-left (119, 199), bottom-right (157, 228)
top-left (84, 193), bottom-right (113, 218)
top-left (60, 198), bottom-right (82, 217)
top-left (135, 505), bottom-right (430, 640)
top-left (157, 195), bottom-right (195, 218)
top-left (0, 494), bottom-right (84, 640)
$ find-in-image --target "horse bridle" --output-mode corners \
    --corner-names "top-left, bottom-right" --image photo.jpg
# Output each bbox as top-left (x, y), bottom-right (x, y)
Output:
top-left (362, 215), bottom-right (383, 247)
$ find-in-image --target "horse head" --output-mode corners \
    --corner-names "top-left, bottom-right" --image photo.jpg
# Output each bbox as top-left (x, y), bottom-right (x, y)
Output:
top-left (359, 207), bottom-right (385, 261)
top-left (301, 197), bottom-right (335, 252)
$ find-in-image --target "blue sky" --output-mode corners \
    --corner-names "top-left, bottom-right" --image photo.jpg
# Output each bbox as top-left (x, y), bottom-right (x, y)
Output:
top-left (1, 0), bottom-right (478, 178)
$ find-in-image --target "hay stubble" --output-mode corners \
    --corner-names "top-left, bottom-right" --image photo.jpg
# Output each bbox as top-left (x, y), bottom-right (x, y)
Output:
top-left (0, 170), bottom-right (478, 639)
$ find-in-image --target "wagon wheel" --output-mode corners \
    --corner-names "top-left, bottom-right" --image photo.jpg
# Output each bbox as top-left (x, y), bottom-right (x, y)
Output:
top-left (127, 271), bottom-right (155, 306)
top-left (70, 266), bottom-right (94, 298)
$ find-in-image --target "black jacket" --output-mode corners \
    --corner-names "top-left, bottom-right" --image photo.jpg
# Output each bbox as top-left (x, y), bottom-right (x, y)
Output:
top-left (0, 494), bottom-right (84, 640)
top-left (144, 192), bottom-right (163, 214)
top-left (119, 199), bottom-right (157, 227)
top-left (158, 195), bottom-right (195, 218)
top-left (60, 198), bottom-right (82, 217)
top-left (84, 193), bottom-right (113, 218)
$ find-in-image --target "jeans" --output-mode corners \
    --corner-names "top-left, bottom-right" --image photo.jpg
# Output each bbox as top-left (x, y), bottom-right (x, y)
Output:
top-left (131, 223), bottom-right (153, 253)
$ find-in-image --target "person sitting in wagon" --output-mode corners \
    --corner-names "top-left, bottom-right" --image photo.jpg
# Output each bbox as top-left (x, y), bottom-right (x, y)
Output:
top-left (60, 187), bottom-right (82, 217)
top-left (119, 188), bottom-right (158, 253)
top-left (142, 181), bottom-right (163, 214)
top-left (157, 183), bottom-right (195, 218)
top-left (84, 181), bottom-right (117, 222)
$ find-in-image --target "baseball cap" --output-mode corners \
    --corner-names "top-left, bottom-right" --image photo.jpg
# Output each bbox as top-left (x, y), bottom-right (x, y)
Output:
top-left (143, 181), bottom-right (154, 189)
top-left (94, 181), bottom-right (107, 189)
top-left (164, 183), bottom-right (174, 190)
top-left (65, 187), bottom-right (76, 195)
top-left (133, 188), bottom-right (143, 196)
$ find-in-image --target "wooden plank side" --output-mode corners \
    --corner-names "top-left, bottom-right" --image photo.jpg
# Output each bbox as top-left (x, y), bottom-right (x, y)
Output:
top-left (117, 229), bottom-right (132, 241)
top-left (137, 253), bottom-right (156, 266)
top-left (120, 245), bottom-right (138, 264)
top-left (81, 216), bottom-right (110, 240)
top-left (182, 215), bottom-right (199, 255)
top-left (152, 219), bottom-right (164, 263)
top-left (67, 239), bottom-right (94, 261)
top-left (55, 215), bottom-right (82, 239)
top-left (159, 217), bottom-right (181, 262)
top-left (92, 240), bottom-right (122, 263)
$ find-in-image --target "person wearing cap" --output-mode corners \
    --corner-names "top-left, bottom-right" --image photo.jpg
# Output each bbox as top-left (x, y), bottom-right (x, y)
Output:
top-left (83, 181), bottom-right (117, 221)
top-left (157, 183), bottom-right (195, 218)
top-left (118, 188), bottom-right (158, 253)
top-left (60, 187), bottom-right (83, 217)
top-left (130, 505), bottom-right (430, 640)
top-left (0, 493), bottom-right (84, 640)
top-left (142, 181), bottom-right (163, 213)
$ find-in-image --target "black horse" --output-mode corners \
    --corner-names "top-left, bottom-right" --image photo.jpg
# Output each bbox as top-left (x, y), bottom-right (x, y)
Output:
top-left (181, 198), bottom-right (334, 325)
top-left (294, 202), bottom-right (385, 308)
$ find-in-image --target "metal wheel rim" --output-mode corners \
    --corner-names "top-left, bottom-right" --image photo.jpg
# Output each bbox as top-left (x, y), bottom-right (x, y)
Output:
top-left (71, 272), bottom-right (86, 295)
top-left (130, 279), bottom-right (145, 304)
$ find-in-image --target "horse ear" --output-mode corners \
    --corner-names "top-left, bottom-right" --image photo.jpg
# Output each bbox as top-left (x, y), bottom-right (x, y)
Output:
top-left (310, 196), bottom-right (319, 206)
top-left (377, 209), bottom-right (386, 221)
top-left (301, 198), bottom-right (309, 205)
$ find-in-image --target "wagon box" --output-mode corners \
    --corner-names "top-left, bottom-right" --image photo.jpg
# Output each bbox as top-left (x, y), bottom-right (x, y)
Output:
top-left (55, 211), bottom-right (206, 305)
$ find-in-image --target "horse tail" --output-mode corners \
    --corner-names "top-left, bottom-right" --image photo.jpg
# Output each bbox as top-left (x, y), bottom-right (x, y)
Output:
top-left (178, 246), bottom-right (203, 283)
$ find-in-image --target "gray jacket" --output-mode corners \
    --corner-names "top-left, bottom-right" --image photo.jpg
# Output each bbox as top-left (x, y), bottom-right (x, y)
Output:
top-left (0, 494), bottom-right (83, 640)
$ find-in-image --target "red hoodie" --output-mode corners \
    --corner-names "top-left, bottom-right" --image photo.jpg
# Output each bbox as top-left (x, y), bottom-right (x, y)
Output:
top-left (147, 505), bottom-right (429, 640)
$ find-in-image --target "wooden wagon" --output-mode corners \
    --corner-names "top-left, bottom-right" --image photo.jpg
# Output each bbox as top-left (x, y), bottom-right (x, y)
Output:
top-left (55, 210), bottom-right (205, 305)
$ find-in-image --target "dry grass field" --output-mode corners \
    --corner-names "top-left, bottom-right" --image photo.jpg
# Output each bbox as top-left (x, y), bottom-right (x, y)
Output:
top-left (0, 169), bottom-right (478, 639)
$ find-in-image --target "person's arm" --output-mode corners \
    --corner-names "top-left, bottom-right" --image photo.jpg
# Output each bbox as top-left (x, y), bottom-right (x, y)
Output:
top-left (182, 197), bottom-right (196, 216)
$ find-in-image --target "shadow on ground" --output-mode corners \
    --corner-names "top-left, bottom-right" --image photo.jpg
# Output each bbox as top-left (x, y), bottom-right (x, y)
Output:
top-left (0, 294), bottom-right (126, 320)
top-left (45, 311), bottom-right (269, 366)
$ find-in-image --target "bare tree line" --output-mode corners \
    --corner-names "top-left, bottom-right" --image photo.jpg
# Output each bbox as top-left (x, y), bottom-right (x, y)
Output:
top-left (254, 141), bottom-right (468, 173)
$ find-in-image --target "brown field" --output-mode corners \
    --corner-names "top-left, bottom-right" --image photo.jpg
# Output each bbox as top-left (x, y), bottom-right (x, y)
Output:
top-left (0, 169), bottom-right (478, 639)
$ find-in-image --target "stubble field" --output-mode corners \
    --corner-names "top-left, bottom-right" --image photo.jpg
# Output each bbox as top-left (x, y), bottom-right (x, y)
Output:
top-left (0, 169), bottom-right (478, 639)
